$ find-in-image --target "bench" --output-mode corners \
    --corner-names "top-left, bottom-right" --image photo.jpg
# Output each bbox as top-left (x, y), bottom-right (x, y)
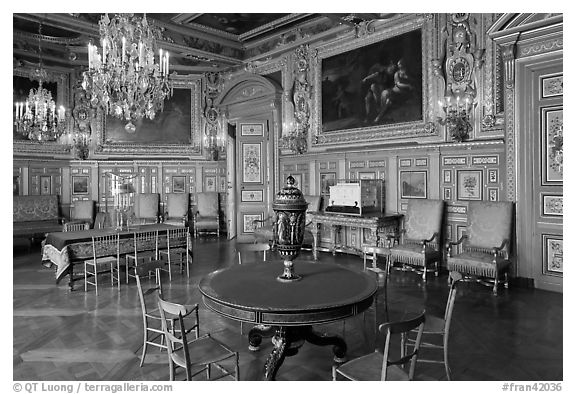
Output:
top-left (13, 195), bottom-right (64, 242)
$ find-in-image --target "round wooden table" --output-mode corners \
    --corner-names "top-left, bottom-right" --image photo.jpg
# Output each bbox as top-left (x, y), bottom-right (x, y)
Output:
top-left (198, 261), bottom-right (377, 380)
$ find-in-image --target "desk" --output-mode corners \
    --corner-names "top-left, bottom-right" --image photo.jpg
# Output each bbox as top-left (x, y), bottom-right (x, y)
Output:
top-left (308, 212), bottom-right (402, 260)
top-left (41, 224), bottom-right (188, 290)
top-left (199, 261), bottom-right (377, 380)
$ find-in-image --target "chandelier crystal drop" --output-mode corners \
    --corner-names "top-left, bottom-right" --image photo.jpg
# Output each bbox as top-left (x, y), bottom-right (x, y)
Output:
top-left (13, 22), bottom-right (66, 141)
top-left (82, 13), bottom-right (172, 130)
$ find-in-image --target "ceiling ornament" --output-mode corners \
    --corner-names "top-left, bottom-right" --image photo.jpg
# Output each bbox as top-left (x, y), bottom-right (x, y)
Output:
top-left (82, 13), bottom-right (172, 133)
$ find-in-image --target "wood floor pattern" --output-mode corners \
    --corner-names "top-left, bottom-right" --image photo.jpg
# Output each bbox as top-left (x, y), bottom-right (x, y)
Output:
top-left (13, 238), bottom-right (563, 381)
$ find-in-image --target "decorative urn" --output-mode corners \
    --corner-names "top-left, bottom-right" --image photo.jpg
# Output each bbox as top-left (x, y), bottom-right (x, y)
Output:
top-left (273, 176), bottom-right (308, 282)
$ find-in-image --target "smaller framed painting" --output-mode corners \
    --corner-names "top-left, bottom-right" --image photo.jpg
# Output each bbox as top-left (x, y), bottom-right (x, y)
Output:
top-left (443, 169), bottom-right (452, 184)
top-left (443, 187), bottom-right (452, 200)
top-left (488, 188), bottom-right (498, 202)
top-left (242, 213), bottom-right (263, 233)
top-left (457, 170), bottom-right (483, 201)
top-left (543, 235), bottom-right (563, 276)
top-left (40, 176), bottom-right (52, 195)
top-left (399, 159), bottom-right (412, 168)
top-left (204, 176), bottom-right (217, 192)
top-left (399, 171), bottom-right (427, 199)
top-left (72, 176), bottom-right (89, 195)
top-left (320, 172), bottom-right (337, 195)
top-left (172, 176), bottom-right (186, 193)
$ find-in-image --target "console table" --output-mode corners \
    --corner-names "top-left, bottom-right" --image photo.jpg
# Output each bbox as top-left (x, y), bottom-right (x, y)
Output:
top-left (308, 212), bottom-right (402, 260)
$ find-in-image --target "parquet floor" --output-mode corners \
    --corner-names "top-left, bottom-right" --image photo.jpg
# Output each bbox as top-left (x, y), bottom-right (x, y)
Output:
top-left (13, 237), bottom-right (563, 381)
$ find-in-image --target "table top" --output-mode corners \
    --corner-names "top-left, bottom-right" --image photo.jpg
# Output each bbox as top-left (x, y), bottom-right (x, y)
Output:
top-left (45, 223), bottom-right (180, 250)
top-left (198, 261), bottom-right (378, 326)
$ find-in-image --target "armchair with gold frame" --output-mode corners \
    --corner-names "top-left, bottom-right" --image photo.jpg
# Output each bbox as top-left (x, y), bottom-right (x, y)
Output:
top-left (252, 195), bottom-right (322, 248)
top-left (387, 199), bottom-right (445, 281)
top-left (446, 201), bottom-right (513, 295)
top-left (193, 192), bottom-right (220, 238)
top-left (163, 193), bottom-right (190, 227)
top-left (68, 200), bottom-right (95, 228)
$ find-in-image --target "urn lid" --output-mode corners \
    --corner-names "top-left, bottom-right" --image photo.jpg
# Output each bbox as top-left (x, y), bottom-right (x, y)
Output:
top-left (272, 176), bottom-right (308, 211)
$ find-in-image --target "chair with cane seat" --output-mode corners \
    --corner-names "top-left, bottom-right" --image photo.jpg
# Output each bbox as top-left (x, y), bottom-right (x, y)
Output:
top-left (84, 233), bottom-right (121, 294)
top-left (362, 245), bottom-right (391, 339)
top-left (158, 226), bottom-right (192, 280)
top-left (158, 296), bottom-right (239, 381)
top-left (402, 271), bottom-right (462, 380)
top-left (125, 230), bottom-right (159, 284)
top-left (333, 312), bottom-right (426, 381)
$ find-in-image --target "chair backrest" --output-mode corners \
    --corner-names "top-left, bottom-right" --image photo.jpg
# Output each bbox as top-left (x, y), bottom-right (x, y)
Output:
top-left (71, 200), bottom-right (95, 223)
top-left (466, 201), bottom-right (513, 251)
top-left (63, 222), bottom-right (90, 232)
top-left (404, 199), bottom-right (444, 242)
top-left (166, 227), bottom-right (190, 251)
top-left (166, 193), bottom-right (189, 218)
top-left (134, 260), bottom-right (164, 317)
top-left (134, 193), bottom-right (160, 221)
top-left (92, 233), bottom-right (119, 260)
top-left (196, 192), bottom-right (219, 217)
top-left (94, 212), bottom-right (109, 229)
top-left (157, 296), bottom-right (193, 380)
top-left (237, 243), bottom-right (270, 264)
top-left (362, 245), bottom-right (390, 284)
top-left (379, 312), bottom-right (426, 381)
top-left (133, 230), bottom-right (159, 259)
top-left (304, 195), bottom-right (322, 225)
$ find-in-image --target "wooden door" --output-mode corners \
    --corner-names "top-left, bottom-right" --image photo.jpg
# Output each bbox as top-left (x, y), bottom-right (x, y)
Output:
top-left (235, 118), bottom-right (273, 243)
top-left (517, 54), bottom-right (563, 292)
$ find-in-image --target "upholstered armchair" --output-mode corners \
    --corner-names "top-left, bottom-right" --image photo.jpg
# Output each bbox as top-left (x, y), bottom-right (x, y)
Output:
top-left (387, 199), bottom-right (445, 281)
top-left (69, 200), bottom-right (95, 228)
top-left (253, 195), bottom-right (322, 248)
top-left (447, 201), bottom-right (513, 295)
top-left (193, 192), bottom-right (220, 237)
top-left (133, 193), bottom-right (160, 225)
top-left (164, 193), bottom-right (190, 226)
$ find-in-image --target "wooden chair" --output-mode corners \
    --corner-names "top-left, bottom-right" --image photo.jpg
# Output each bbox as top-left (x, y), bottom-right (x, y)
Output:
top-left (70, 200), bottom-right (95, 228)
top-left (94, 212), bottom-right (109, 229)
top-left (193, 192), bottom-right (220, 238)
top-left (157, 296), bottom-right (239, 381)
top-left (333, 312), bottom-right (426, 381)
top-left (446, 201), bottom-right (514, 295)
top-left (134, 193), bottom-right (160, 224)
top-left (84, 233), bottom-right (121, 294)
top-left (236, 242), bottom-right (270, 265)
top-left (235, 242), bottom-right (271, 335)
top-left (135, 260), bottom-right (167, 367)
top-left (362, 245), bottom-right (391, 338)
top-left (158, 227), bottom-right (192, 280)
top-left (63, 222), bottom-right (90, 232)
top-left (402, 271), bottom-right (462, 380)
top-left (125, 230), bottom-right (159, 284)
top-left (387, 199), bottom-right (445, 281)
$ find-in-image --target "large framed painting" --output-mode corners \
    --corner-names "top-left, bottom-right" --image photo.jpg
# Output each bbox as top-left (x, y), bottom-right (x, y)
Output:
top-left (310, 15), bottom-right (437, 146)
top-left (95, 77), bottom-right (203, 157)
top-left (13, 67), bottom-right (71, 155)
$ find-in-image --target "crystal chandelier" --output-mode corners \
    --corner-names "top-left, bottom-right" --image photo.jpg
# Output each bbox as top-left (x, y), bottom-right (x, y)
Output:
top-left (82, 13), bottom-right (172, 133)
top-left (13, 22), bottom-right (66, 141)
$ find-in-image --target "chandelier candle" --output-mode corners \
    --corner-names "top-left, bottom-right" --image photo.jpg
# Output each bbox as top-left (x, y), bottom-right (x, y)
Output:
top-left (82, 13), bottom-right (172, 132)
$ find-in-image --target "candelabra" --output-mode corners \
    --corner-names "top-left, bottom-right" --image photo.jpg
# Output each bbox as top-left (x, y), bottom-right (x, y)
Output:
top-left (82, 13), bottom-right (172, 133)
top-left (204, 131), bottom-right (226, 161)
top-left (437, 95), bottom-right (473, 143)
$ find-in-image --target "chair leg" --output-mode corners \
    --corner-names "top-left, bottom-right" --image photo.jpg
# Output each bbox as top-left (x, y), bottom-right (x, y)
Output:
top-left (492, 273), bottom-right (499, 295)
top-left (234, 353), bottom-right (239, 381)
top-left (504, 272), bottom-right (509, 288)
top-left (140, 330), bottom-right (148, 367)
top-left (422, 267), bottom-right (427, 282)
top-left (332, 365), bottom-right (338, 381)
top-left (435, 261), bottom-right (439, 277)
top-left (84, 262), bottom-right (88, 292)
top-left (443, 333), bottom-right (451, 381)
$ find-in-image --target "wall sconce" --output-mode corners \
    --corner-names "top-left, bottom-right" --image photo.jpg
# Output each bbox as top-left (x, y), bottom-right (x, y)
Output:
top-left (204, 129), bottom-right (225, 161)
top-left (437, 93), bottom-right (474, 142)
top-left (280, 120), bottom-right (308, 155)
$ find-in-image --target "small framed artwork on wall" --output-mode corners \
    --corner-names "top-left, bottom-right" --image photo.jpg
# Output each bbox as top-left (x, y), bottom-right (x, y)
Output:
top-left (399, 171), bottom-right (427, 199)
top-left (72, 176), bottom-right (89, 195)
top-left (40, 176), bottom-right (52, 195)
top-left (204, 176), bottom-right (217, 192)
top-left (172, 176), bottom-right (186, 193)
top-left (320, 172), bottom-right (337, 195)
top-left (457, 170), bottom-right (483, 201)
